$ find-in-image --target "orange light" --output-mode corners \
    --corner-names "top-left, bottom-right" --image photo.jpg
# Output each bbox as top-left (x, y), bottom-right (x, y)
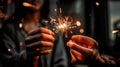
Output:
top-left (8, 0), bottom-right (12, 4)
top-left (19, 23), bottom-right (23, 29)
top-left (23, 2), bottom-right (33, 7)
top-left (96, 2), bottom-right (100, 6)
top-left (112, 30), bottom-right (119, 34)
top-left (80, 29), bottom-right (84, 33)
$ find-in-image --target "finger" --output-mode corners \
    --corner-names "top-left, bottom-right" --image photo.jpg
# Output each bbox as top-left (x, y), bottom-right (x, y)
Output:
top-left (67, 40), bottom-right (74, 47)
top-left (67, 40), bottom-right (88, 48)
top-left (26, 41), bottom-right (53, 48)
top-left (28, 28), bottom-right (54, 36)
top-left (40, 49), bottom-right (52, 54)
top-left (101, 55), bottom-right (109, 62)
top-left (70, 51), bottom-right (77, 63)
top-left (68, 42), bottom-right (94, 56)
top-left (96, 55), bottom-right (106, 64)
top-left (71, 35), bottom-right (98, 48)
top-left (40, 33), bottom-right (55, 42)
top-left (25, 34), bottom-right (41, 44)
top-left (71, 49), bottom-right (83, 61)
top-left (27, 49), bottom-right (52, 56)
top-left (72, 44), bottom-right (93, 55)
top-left (26, 33), bottom-right (55, 42)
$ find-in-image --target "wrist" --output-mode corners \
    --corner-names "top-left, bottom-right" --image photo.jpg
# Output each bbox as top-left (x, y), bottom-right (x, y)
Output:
top-left (95, 54), bottom-right (105, 64)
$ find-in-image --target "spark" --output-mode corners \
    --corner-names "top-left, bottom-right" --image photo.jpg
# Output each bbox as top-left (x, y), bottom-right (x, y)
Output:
top-left (112, 30), bottom-right (119, 34)
top-left (49, 8), bottom-right (81, 38)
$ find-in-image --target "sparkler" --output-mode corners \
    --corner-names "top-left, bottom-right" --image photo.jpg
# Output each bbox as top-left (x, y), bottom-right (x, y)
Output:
top-left (49, 8), bottom-right (81, 38)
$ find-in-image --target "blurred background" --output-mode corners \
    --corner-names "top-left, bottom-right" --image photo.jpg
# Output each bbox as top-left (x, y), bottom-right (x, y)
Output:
top-left (0, 0), bottom-right (120, 66)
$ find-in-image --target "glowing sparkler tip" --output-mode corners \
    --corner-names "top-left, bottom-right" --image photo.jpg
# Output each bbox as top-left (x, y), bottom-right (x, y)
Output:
top-left (50, 8), bottom-right (81, 38)
top-left (58, 23), bottom-right (67, 29)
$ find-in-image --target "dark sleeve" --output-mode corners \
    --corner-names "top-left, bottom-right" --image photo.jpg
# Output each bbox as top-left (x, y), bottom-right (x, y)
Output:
top-left (88, 55), bottom-right (120, 67)
top-left (0, 61), bottom-right (2, 67)
top-left (51, 33), bottom-right (69, 67)
top-left (0, 24), bottom-right (26, 67)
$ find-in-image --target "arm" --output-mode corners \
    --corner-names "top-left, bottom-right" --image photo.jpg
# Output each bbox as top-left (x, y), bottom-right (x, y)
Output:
top-left (67, 35), bottom-right (120, 67)
top-left (0, 24), bottom-right (26, 67)
top-left (89, 55), bottom-right (120, 67)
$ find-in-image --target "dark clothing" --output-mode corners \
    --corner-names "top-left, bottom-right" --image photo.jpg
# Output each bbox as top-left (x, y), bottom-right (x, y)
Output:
top-left (88, 54), bottom-right (120, 67)
top-left (0, 20), bottom-right (68, 67)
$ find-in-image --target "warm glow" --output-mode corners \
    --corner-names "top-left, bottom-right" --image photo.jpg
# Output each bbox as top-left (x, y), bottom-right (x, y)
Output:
top-left (112, 30), bottom-right (119, 34)
top-left (8, 0), bottom-right (12, 4)
top-left (80, 29), bottom-right (84, 33)
top-left (58, 23), bottom-right (67, 29)
top-left (36, 48), bottom-right (40, 51)
top-left (23, 2), bottom-right (33, 8)
top-left (19, 23), bottom-right (23, 29)
top-left (19, 42), bottom-right (23, 46)
top-left (96, 2), bottom-right (100, 6)
top-left (50, 8), bottom-right (81, 37)
top-left (76, 21), bottom-right (81, 26)
top-left (8, 48), bottom-right (11, 52)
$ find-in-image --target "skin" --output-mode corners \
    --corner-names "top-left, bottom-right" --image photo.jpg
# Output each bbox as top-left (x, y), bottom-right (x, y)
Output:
top-left (23, 0), bottom-right (105, 64)
top-left (67, 35), bottom-right (105, 64)
top-left (22, 0), bottom-right (55, 56)
top-left (26, 28), bottom-right (55, 55)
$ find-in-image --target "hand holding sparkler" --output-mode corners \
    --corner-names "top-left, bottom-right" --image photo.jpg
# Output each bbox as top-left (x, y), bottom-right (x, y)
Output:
top-left (25, 27), bottom-right (55, 55)
top-left (25, 27), bottom-right (55, 67)
top-left (67, 35), bottom-right (105, 64)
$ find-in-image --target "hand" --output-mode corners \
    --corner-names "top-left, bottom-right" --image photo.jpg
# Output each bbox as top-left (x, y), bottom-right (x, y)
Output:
top-left (25, 27), bottom-right (55, 56)
top-left (67, 35), bottom-right (105, 63)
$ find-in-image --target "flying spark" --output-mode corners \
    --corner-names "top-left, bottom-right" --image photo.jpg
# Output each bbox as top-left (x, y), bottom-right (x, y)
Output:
top-left (49, 8), bottom-right (81, 38)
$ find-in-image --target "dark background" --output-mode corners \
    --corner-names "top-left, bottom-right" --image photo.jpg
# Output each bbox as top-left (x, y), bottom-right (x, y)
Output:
top-left (0, 0), bottom-right (120, 65)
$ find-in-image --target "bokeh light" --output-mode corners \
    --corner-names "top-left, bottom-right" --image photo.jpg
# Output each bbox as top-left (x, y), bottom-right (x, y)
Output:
top-left (96, 2), bottom-right (100, 6)
top-left (80, 28), bottom-right (84, 33)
